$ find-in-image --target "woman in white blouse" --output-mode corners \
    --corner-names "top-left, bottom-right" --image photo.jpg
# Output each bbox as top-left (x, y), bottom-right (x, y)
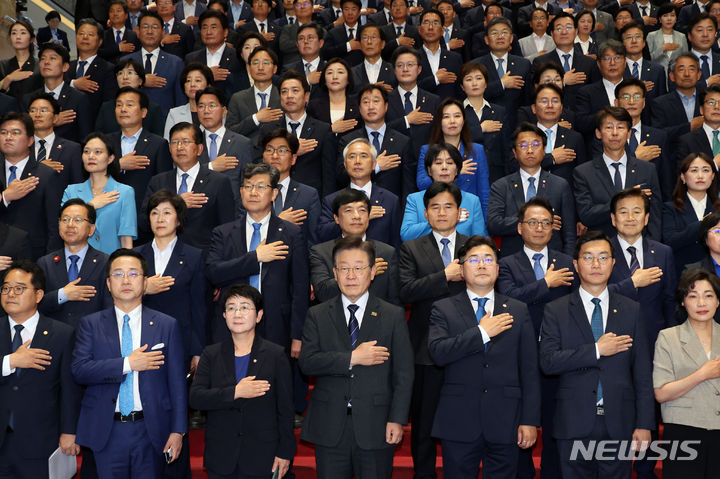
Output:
top-left (574, 10), bottom-right (598, 58)
top-left (647, 3), bottom-right (688, 75)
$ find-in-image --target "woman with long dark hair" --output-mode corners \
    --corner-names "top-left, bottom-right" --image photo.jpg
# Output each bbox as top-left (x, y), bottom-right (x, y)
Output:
top-left (0, 20), bottom-right (42, 98)
top-left (307, 57), bottom-right (360, 134)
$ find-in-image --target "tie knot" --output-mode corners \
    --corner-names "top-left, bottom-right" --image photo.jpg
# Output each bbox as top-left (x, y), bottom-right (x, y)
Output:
top-left (277, 183), bottom-right (283, 192)
top-left (252, 222), bottom-right (262, 232)
top-left (714, 130), bottom-right (719, 139)
top-left (69, 254), bottom-right (79, 264)
top-left (404, 91), bottom-right (412, 101)
top-left (591, 297), bottom-right (601, 307)
top-left (79, 60), bottom-right (87, 66)
top-left (627, 245), bottom-right (637, 255)
top-left (347, 304), bottom-right (359, 315)
top-left (631, 127), bottom-right (637, 135)
top-left (123, 314), bottom-right (130, 324)
top-left (181, 172), bottom-right (189, 180)
top-left (146, 53), bottom-right (152, 60)
top-left (371, 131), bottom-right (380, 139)
top-left (563, 54), bottom-right (570, 60)
top-left (209, 133), bottom-right (218, 141)
top-left (9, 166), bottom-right (16, 173)
top-left (14, 324), bottom-right (23, 335)
top-left (532, 253), bottom-right (543, 261)
top-left (290, 122), bottom-right (300, 131)
top-left (474, 297), bottom-right (489, 310)
top-left (611, 162), bottom-right (621, 171)
top-left (497, 58), bottom-right (504, 65)
top-left (440, 238), bottom-right (450, 246)
top-left (702, 55), bottom-right (709, 61)
top-left (528, 177), bottom-right (535, 185)
top-left (39, 139), bottom-right (46, 147)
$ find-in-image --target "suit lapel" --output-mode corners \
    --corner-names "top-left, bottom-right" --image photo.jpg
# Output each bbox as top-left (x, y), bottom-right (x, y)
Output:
top-left (419, 234), bottom-right (445, 275)
top-left (569, 291), bottom-right (595, 344)
top-left (611, 236), bottom-right (631, 274)
top-left (358, 296), bottom-right (381, 344)
top-left (245, 335), bottom-right (264, 378)
top-left (592, 157), bottom-right (616, 197)
top-left (133, 129), bottom-right (152, 157)
top-left (261, 216), bottom-right (284, 284)
top-left (140, 307), bottom-right (160, 350)
top-left (285, 179), bottom-right (300, 206)
top-left (514, 252), bottom-right (537, 285)
top-left (103, 308), bottom-right (122, 358)
top-left (219, 131), bottom-right (234, 156)
top-left (330, 296), bottom-right (352, 349)
top-left (679, 320), bottom-right (711, 371)
top-left (455, 292), bottom-right (478, 330)
top-left (78, 247), bottom-right (103, 281)
top-left (162, 241), bottom-right (185, 278)
top-left (509, 171), bottom-right (526, 209)
top-left (30, 316), bottom-right (53, 350)
top-left (219, 339), bottom-right (237, 386)
top-left (488, 294), bottom-right (512, 351)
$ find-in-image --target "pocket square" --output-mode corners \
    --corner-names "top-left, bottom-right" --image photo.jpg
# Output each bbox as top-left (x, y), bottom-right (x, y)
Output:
top-left (151, 343), bottom-right (165, 350)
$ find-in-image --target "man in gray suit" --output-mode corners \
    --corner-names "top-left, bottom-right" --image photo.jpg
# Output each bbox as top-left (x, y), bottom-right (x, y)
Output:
top-left (518, 8), bottom-right (556, 62)
top-left (299, 237), bottom-right (414, 479)
top-left (583, 0), bottom-right (616, 44)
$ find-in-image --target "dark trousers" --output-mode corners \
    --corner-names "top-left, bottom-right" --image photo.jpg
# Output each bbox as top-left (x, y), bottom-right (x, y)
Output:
top-left (163, 432), bottom-right (190, 479)
top-left (557, 414), bottom-right (632, 479)
top-left (410, 364), bottom-right (444, 478)
top-left (662, 422), bottom-right (720, 479)
top-left (80, 446), bottom-right (99, 479)
top-left (94, 419), bottom-right (162, 479)
top-left (442, 435), bottom-right (519, 479)
top-left (314, 414), bottom-right (395, 479)
top-left (0, 429), bottom-right (48, 479)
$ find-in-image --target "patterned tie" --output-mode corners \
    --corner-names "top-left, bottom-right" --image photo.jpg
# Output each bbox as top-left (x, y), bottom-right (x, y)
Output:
top-left (8, 324), bottom-right (23, 429)
top-left (8, 166), bottom-right (17, 184)
top-left (444, 27), bottom-right (450, 44)
top-left (440, 238), bottom-right (451, 267)
top-left (627, 246), bottom-right (640, 274)
top-left (590, 298), bottom-right (604, 402)
top-left (258, 92), bottom-right (267, 110)
top-left (702, 55), bottom-right (710, 82)
top-left (631, 61), bottom-right (639, 79)
top-left (611, 162), bottom-right (622, 190)
top-left (145, 53), bottom-right (153, 74)
top-left (474, 297), bottom-right (489, 350)
top-left (119, 314), bottom-right (134, 415)
top-left (562, 54), bottom-right (571, 73)
top-left (131, 14), bottom-right (138, 29)
top-left (347, 304), bottom-right (360, 349)
top-left (496, 58), bottom-right (505, 77)
top-left (545, 129), bottom-right (552, 154)
top-left (397, 25), bottom-right (403, 36)
top-left (178, 173), bottom-right (189, 195)
top-left (76, 60), bottom-right (88, 78)
top-left (371, 131), bottom-right (381, 154)
top-left (164, 22), bottom-right (170, 34)
top-left (37, 139), bottom-right (47, 164)
top-left (116, 30), bottom-right (122, 44)
top-left (249, 223), bottom-right (262, 289)
top-left (628, 127), bottom-right (638, 155)
top-left (348, 28), bottom-right (355, 41)
top-left (209, 133), bottom-right (218, 161)
top-left (68, 255), bottom-right (80, 282)
top-left (274, 184), bottom-right (284, 214)
top-left (532, 253), bottom-right (544, 280)
top-left (289, 122), bottom-right (300, 137)
top-left (404, 91), bottom-right (413, 115)
top-left (713, 130), bottom-right (720, 157)
top-left (526, 177), bottom-right (537, 201)
top-left (259, 22), bottom-right (265, 33)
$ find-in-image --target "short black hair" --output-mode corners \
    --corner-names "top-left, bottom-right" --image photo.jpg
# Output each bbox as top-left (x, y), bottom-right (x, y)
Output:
top-left (532, 62), bottom-right (564, 85)
top-left (610, 187), bottom-right (650, 215)
top-left (320, 58), bottom-right (354, 93)
top-left (243, 163), bottom-right (280, 188)
top-left (341, 0), bottom-right (362, 9)
top-left (549, 11), bottom-right (577, 31)
top-left (296, 22), bottom-right (324, 40)
top-left (532, 82), bottom-right (563, 104)
top-left (670, 52), bottom-right (700, 73)
top-left (115, 86), bottom-right (149, 110)
top-left (613, 6), bottom-right (633, 21)
top-left (38, 43), bottom-right (70, 64)
top-left (60, 198), bottom-right (97, 225)
top-left (106, 248), bottom-right (149, 277)
top-left (357, 83), bottom-right (388, 104)
top-left (676, 268), bottom-right (720, 308)
top-left (518, 197), bottom-right (553, 222)
top-left (423, 181), bottom-right (461, 209)
top-left (207, 0), bottom-right (229, 12)
top-left (169, 122), bottom-right (203, 144)
top-left (45, 10), bottom-right (61, 22)
top-left (29, 92), bottom-right (61, 114)
top-left (222, 284), bottom-right (263, 311)
top-left (279, 70), bottom-right (310, 94)
top-left (261, 128), bottom-right (299, 155)
top-left (0, 112), bottom-right (34, 138)
top-left (699, 83), bottom-right (720, 105)
top-left (109, 0), bottom-right (129, 13)
top-left (78, 18), bottom-right (104, 37)
top-left (332, 236), bottom-right (376, 266)
top-left (180, 62), bottom-right (214, 91)
top-left (81, 132), bottom-right (121, 179)
top-left (688, 11), bottom-right (718, 32)
top-left (457, 235), bottom-right (500, 263)
top-left (391, 45), bottom-right (421, 65)
top-left (138, 10), bottom-right (164, 27)
top-left (248, 45), bottom-right (278, 65)
top-left (358, 22), bottom-right (386, 42)
top-left (419, 8), bottom-right (445, 26)
top-left (573, 230), bottom-right (614, 260)
top-left (615, 77), bottom-right (646, 99)
top-left (196, 86), bottom-right (227, 107)
top-left (512, 122), bottom-right (547, 147)
top-left (199, 9), bottom-right (229, 29)
top-left (619, 21), bottom-right (644, 39)
top-left (595, 105), bottom-right (632, 130)
top-left (332, 188), bottom-right (371, 215)
top-left (146, 190), bottom-right (188, 235)
top-left (485, 16), bottom-right (512, 35)
top-left (575, 9), bottom-right (596, 31)
top-left (698, 211), bottom-right (720, 254)
top-left (2, 260), bottom-right (45, 291)
top-left (424, 143), bottom-right (463, 177)
top-left (115, 58), bottom-right (146, 84)
top-left (657, 2), bottom-right (676, 18)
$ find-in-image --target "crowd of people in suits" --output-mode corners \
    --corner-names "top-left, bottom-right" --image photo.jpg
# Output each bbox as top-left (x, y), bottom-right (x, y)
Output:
top-left (3, 0), bottom-right (720, 477)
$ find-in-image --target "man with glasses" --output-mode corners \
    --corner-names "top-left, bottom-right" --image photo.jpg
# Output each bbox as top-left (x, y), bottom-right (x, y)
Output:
top-left (488, 122), bottom-right (576, 257)
top-left (428, 234), bottom-right (540, 479)
top-left (540, 230), bottom-right (654, 478)
top-left (352, 24), bottom-right (397, 93)
top-left (416, 9), bottom-right (462, 99)
top-left (0, 260), bottom-right (81, 479)
top-left (73, 248), bottom-right (187, 477)
top-left (37, 199), bottom-right (110, 329)
top-left (573, 106), bottom-right (662, 241)
top-left (156, 0), bottom-right (196, 62)
top-left (299, 236), bottom-right (413, 479)
top-left (676, 83), bottom-right (720, 170)
top-left (278, 0), bottom-right (316, 69)
top-left (240, 0), bottom-right (280, 52)
top-left (380, 0), bottom-right (422, 59)
top-left (620, 23), bottom-right (666, 101)
top-left (284, 23), bottom-right (326, 94)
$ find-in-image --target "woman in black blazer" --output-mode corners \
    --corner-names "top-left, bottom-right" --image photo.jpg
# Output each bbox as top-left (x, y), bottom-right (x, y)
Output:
top-left (663, 153), bottom-right (720, 275)
top-left (190, 284), bottom-right (296, 479)
top-left (307, 57), bottom-right (361, 135)
top-left (0, 20), bottom-right (42, 99)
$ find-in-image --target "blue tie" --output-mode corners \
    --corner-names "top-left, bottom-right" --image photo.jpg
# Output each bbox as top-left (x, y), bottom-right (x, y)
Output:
top-left (371, 131), bottom-right (381, 154)
top-left (631, 61), bottom-right (639, 79)
top-left (258, 92), bottom-right (267, 110)
top-left (68, 255), bottom-right (79, 282)
top-left (444, 27), bottom-right (450, 43)
top-left (116, 30), bottom-right (122, 44)
top-left (628, 127), bottom-right (638, 155)
top-left (627, 246), bottom-right (640, 274)
top-left (209, 133), bottom-right (218, 162)
top-left (8, 325), bottom-right (23, 429)
top-left (76, 60), bottom-right (87, 78)
top-left (532, 253), bottom-right (544, 280)
top-left (119, 314), bottom-right (134, 416)
top-left (474, 297), bottom-right (489, 350)
top-left (545, 129), bottom-right (553, 154)
top-left (440, 238), bottom-right (451, 267)
top-left (347, 304), bottom-right (360, 349)
top-left (702, 55), bottom-right (710, 82)
top-left (178, 173), bottom-right (189, 195)
top-left (249, 223), bottom-right (262, 289)
top-left (526, 177), bottom-right (537, 201)
top-left (164, 22), bottom-right (170, 34)
top-left (562, 54), bottom-right (571, 73)
top-left (289, 122), bottom-right (300, 137)
top-left (590, 298), bottom-right (604, 402)
top-left (404, 91), bottom-right (413, 115)
top-left (8, 165), bottom-right (17, 184)
top-left (496, 58), bottom-right (505, 78)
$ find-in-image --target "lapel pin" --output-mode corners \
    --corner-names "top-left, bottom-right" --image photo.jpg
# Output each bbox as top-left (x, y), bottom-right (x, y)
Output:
top-left (631, 169), bottom-right (635, 173)
top-left (293, 187), bottom-right (297, 191)
top-left (514, 184), bottom-right (518, 187)
top-left (613, 309), bottom-right (617, 313)
top-left (651, 250), bottom-right (654, 254)
top-left (57, 145), bottom-right (62, 149)
top-left (390, 137), bottom-right (394, 142)
top-left (179, 260), bottom-right (184, 264)
top-left (278, 227), bottom-right (283, 231)
top-left (143, 138), bottom-right (148, 142)
top-left (253, 358), bottom-right (257, 363)
top-left (503, 304), bottom-right (507, 308)
top-left (92, 258), bottom-right (97, 263)
top-left (227, 139), bottom-right (231, 143)
top-left (371, 311), bottom-right (377, 316)
top-left (43, 330), bottom-right (48, 335)
top-left (552, 258), bottom-right (556, 262)
top-left (149, 321), bottom-right (154, 325)
top-left (199, 179), bottom-right (203, 183)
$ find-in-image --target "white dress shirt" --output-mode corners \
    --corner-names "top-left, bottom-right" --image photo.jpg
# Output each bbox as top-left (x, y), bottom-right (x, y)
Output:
top-left (182, 0), bottom-right (196, 20)
top-left (205, 126), bottom-right (226, 171)
top-left (140, 47), bottom-right (161, 74)
top-left (602, 152), bottom-right (627, 188)
top-left (277, 175), bottom-right (290, 206)
top-left (422, 45), bottom-right (441, 80)
top-left (44, 81), bottom-right (65, 99)
top-left (524, 245), bottom-right (549, 272)
top-left (3, 156), bottom-right (30, 207)
top-left (286, 112), bottom-right (307, 136)
top-left (692, 48), bottom-right (714, 76)
top-left (519, 167), bottom-right (541, 200)
top-left (364, 58), bottom-right (382, 84)
top-left (116, 304), bottom-right (143, 412)
top-left (537, 122), bottom-right (558, 151)
top-left (398, 85), bottom-right (419, 129)
top-left (246, 212), bottom-right (271, 293)
top-left (703, 122), bottom-right (720, 152)
top-left (687, 193), bottom-right (708, 221)
top-left (34, 132), bottom-right (56, 158)
top-left (350, 180), bottom-right (373, 198)
top-left (2, 312), bottom-right (40, 376)
top-left (602, 77), bottom-right (621, 104)
top-left (206, 43), bottom-right (226, 68)
top-left (152, 236), bottom-right (178, 276)
top-left (532, 33), bottom-right (547, 54)
top-left (341, 291), bottom-right (370, 329)
top-left (176, 161), bottom-right (200, 193)
top-left (463, 98), bottom-right (490, 122)
top-left (578, 286), bottom-right (609, 362)
top-left (617, 235), bottom-right (644, 270)
top-left (432, 230), bottom-right (457, 261)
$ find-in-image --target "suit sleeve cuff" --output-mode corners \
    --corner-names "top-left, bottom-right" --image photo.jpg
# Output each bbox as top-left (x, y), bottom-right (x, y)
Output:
top-left (2, 355), bottom-right (14, 376)
top-left (58, 288), bottom-right (68, 304)
top-left (252, 113), bottom-right (259, 126)
top-left (123, 357), bottom-right (132, 375)
top-left (478, 325), bottom-right (491, 344)
top-left (595, 343), bottom-right (600, 360)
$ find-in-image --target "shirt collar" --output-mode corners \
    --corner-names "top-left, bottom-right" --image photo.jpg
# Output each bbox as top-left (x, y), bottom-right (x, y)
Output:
top-left (177, 160), bottom-right (200, 177)
top-left (423, 44), bottom-right (441, 58)
top-left (286, 112), bottom-right (307, 130)
top-left (121, 127), bottom-right (143, 142)
top-left (114, 304), bottom-right (143, 326)
top-left (466, 288), bottom-right (495, 310)
top-left (617, 234), bottom-right (642, 255)
top-left (523, 245), bottom-right (548, 263)
top-left (350, 180), bottom-right (372, 197)
top-left (246, 211), bottom-right (271, 228)
top-left (491, 51), bottom-right (509, 64)
top-left (397, 85), bottom-right (418, 98)
top-left (64, 244), bottom-right (89, 265)
top-left (519, 167), bottom-right (541, 183)
top-left (253, 83), bottom-right (273, 96)
top-left (78, 54), bottom-right (97, 65)
top-left (206, 125), bottom-right (226, 138)
top-left (578, 285), bottom-right (609, 305)
top-left (8, 311), bottom-right (40, 338)
top-left (432, 230), bottom-right (457, 247)
top-left (141, 47), bottom-right (161, 57)
top-left (555, 47), bottom-right (573, 59)
top-left (677, 89), bottom-right (696, 101)
top-left (365, 123), bottom-right (386, 138)
top-left (45, 81), bottom-right (64, 97)
top-left (602, 152), bottom-right (627, 168)
top-left (151, 236), bottom-right (178, 255)
top-left (463, 98), bottom-right (490, 111)
top-left (341, 290), bottom-right (370, 312)
top-left (35, 132), bottom-right (56, 148)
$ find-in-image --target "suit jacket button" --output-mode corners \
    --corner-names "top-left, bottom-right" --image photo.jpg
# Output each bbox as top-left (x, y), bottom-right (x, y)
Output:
top-left (483, 389), bottom-right (487, 393)
top-left (484, 364), bottom-right (489, 368)
top-left (350, 374), bottom-right (354, 378)
top-left (12, 386), bottom-right (18, 391)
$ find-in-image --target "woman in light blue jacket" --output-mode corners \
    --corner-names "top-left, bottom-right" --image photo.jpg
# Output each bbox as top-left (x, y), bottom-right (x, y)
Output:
top-left (163, 63), bottom-right (214, 140)
top-left (647, 3), bottom-right (689, 76)
top-left (402, 143), bottom-right (487, 241)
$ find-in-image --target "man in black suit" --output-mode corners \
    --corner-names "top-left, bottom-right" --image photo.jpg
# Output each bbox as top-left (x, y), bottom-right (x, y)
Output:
top-left (99, 0), bottom-right (141, 64)
top-left (28, 93), bottom-right (84, 194)
top-left (37, 10), bottom-right (70, 51)
top-left (321, 0), bottom-right (365, 66)
top-left (534, 13), bottom-right (601, 109)
top-left (37, 199), bottom-right (111, 329)
top-left (277, 0), bottom-right (316, 69)
top-left (283, 23), bottom-right (326, 97)
top-left (517, 0), bottom-right (562, 38)
top-left (467, 3), bottom-right (523, 60)
top-left (436, 0), bottom-right (467, 59)
top-left (0, 113), bottom-right (61, 260)
top-left (688, 13), bottom-right (720, 89)
top-left (240, 0), bottom-right (281, 52)
top-left (416, 9), bottom-right (463, 99)
top-left (573, 106), bottom-right (662, 240)
top-left (398, 181), bottom-right (468, 479)
top-left (185, 10), bottom-right (245, 101)
top-left (109, 87), bottom-right (173, 215)
top-left (157, 0), bottom-right (196, 59)
top-left (259, 71), bottom-right (337, 196)
top-left (25, 44), bottom-right (92, 144)
top-left (311, 189), bottom-right (399, 303)
top-left (0, 93), bottom-right (19, 117)
top-left (260, 128), bottom-right (321, 245)
top-left (488, 123), bottom-right (577, 256)
top-left (428, 235), bottom-right (541, 479)
top-left (352, 24), bottom-right (398, 94)
top-left (67, 20), bottom-right (118, 118)
top-left (676, 83), bottom-right (720, 171)
top-left (381, 0), bottom-right (422, 59)
top-left (540, 230), bottom-right (655, 478)
top-left (318, 138), bottom-right (402, 247)
top-left (621, 23), bottom-right (666, 101)
top-left (197, 86), bottom-right (255, 209)
top-left (75, 0), bottom-right (108, 27)
top-left (142, 122), bottom-right (235, 252)
top-left (228, 0), bottom-right (255, 30)
top-left (299, 237), bottom-right (413, 479)
top-left (337, 83), bottom-right (415, 199)
top-left (0, 223), bottom-right (31, 265)
top-left (0, 260), bottom-right (81, 478)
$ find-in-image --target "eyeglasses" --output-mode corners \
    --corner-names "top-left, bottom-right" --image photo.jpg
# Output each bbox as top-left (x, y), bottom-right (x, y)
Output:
top-left (200, 24), bottom-right (221, 31)
top-left (709, 228), bottom-right (720, 235)
top-left (464, 255), bottom-right (495, 265)
top-left (421, 20), bottom-right (442, 27)
top-left (170, 138), bottom-right (195, 147)
top-left (361, 35), bottom-right (380, 41)
top-left (197, 103), bottom-right (220, 111)
top-left (488, 30), bottom-right (511, 38)
top-left (537, 98), bottom-right (561, 106)
top-left (579, 254), bottom-right (611, 264)
top-left (60, 216), bottom-right (89, 224)
top-left (264, 146), bottom-right (290, 155)
top-left (522, 219), bottom-right (552, 229)
top-left (517, 140), bottom-right (542, 150)
top-left (0, 129), bottom-right (24, 137)
top-left (297, 34), bottom-right (318, 42)
top-left (619, 93), bottom-right (643, 101)
top-left (335, 265), bottom-right (371, 275)
top-left (250, 59), bottom-right (273, 66)
top-left (395, 62), bottom-right (417, 69)
top-left (140, 24), bottom-right (162, 31)
top-left (116, 70), bottom-right (138, 77)
top-left (600, 55), bottom-right (623, 63)
top-left (705, 98), bottom-right (720, 107)
top-left (225, 304), bottom-right (256, 314)
top-left (623, 34), bottom-right (643, 41)
top-left (242, 183), bottom-right (272, 192)
top-left (554, 25), bottom-right (574, 32)
top-left (0, 285), bottom-right (32, 295)
top-left (110, 270), bottom-right (144, 279)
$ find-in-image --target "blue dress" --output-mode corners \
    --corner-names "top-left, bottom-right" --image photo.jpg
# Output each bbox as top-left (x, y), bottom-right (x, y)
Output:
top-left (62, 177), bottom-right (137, 254)
top-left (401, 190), bottom-right (487, 242)
top-left (416, 142), bottom-right (491, 220)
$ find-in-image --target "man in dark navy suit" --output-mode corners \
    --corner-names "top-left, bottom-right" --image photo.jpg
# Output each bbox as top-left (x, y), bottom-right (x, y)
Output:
top-left (321, 0), bottom-right (365, 66)
top-left (650, 54), bottom-right (703, 142)
top-left (488, 123), bottom-right (577, 257)
top-left (37, 199), bottom-right (110, 329)
top-left (0, 260), bottom-right (81, 479)
top-left (318, 138), bottom-right (402, 248)
top-left (676, 84), bottom-right (720, 171)
top-left (517, 0), bottom-right (562, 38)
top-left (100, 0), bottom-right (141, 64)
top-left (540, 231), bottom-right (655, 478)
top-left (174, 0), bottom-right (207, 32)
top-left (142, 122), bottom-right (235, 252)
top-left (428, 235), bottom-right (541, 479)
top-left (621, 23), bottom-right (666, 101)
top-left (352, 24), bottom-right (398, 94)
top-left (399, 182), bottom-right (468, 479)
top-left (283, 23), bottom-right (326, 97)
top-left (228, 0), bottom-right (255, 30)
top-left (381, 0), bottom-right (422, 59)
top-left (260, 128), bottom-right (321, 245)
top-left (687, 13), bottom-right (720, 89)
top-left (239, 0), bottom-right (281, 52)
top-left (337, 84), bottom-right (415, 200)
top-left (573, 106), bottom-right (662, 241)
top-left (156, 0), bottom-right (196, 59)
top-left (415, 9), bottom-right (463, 100)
